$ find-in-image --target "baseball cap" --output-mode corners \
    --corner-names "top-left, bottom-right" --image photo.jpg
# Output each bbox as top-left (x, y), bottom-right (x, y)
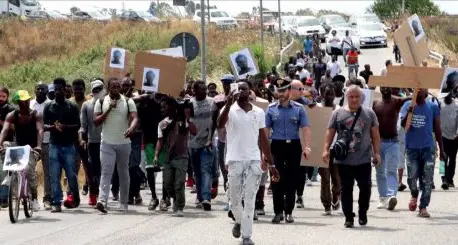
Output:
top-left (220, 74), bottom-right (235, 83)
top-left (305, 77), bottom-right (313, 85)
top-left (296, 62), bottom-right (304, 68)
top-left (12, 90), bottom-right (31, 104)
top-left (91, 80), bottom-right (104, 91)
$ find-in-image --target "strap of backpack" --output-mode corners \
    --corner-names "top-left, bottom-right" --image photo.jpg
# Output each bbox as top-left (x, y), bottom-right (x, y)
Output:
top-left (349, 107), bottom-right (362, 133)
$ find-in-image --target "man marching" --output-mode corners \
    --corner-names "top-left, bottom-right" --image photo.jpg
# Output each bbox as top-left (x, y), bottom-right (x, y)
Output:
top-left (265, 79), bottom-right (312, 224)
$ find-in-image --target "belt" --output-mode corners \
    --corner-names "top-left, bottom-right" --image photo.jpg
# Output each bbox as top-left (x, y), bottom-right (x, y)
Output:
top-left (271, 139), bottom-right (300, 144)
top-left (382, 138), bottom-right (398, 142)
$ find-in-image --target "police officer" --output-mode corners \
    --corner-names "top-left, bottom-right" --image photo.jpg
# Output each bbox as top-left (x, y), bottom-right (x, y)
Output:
top-left (266, 78), bottom-right (312, 224)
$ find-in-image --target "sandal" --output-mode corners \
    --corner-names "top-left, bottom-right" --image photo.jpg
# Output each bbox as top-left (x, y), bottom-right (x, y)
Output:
top-left (418, 208), bottom-right (430, 218)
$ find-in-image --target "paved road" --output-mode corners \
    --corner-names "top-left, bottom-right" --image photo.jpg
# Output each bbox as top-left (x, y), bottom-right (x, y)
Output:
top-left (4, 46), bottom-right (458, 245)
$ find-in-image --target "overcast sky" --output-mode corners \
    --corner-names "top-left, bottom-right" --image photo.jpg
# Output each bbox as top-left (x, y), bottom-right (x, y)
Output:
top-left (40, 0), bottom-right (458, 15)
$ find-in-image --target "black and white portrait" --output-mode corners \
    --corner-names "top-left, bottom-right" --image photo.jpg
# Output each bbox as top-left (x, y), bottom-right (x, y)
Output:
top-left (3, 146), bottom-right (30, 171)
top-left (229, 48), bottom-right (258, 79)
top-left (440, 68), bottom-right (458, 97)
top-left (109, 48), bottom-right (126, 69)
top-left (408, 14), bottom-right (425, 42)
top-left (142, 67), bottom-right (160, 92)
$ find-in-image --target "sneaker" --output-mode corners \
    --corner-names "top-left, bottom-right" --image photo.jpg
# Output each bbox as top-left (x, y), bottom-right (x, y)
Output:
top-left (202, 200), bottom-right (211, 211)
top-left (96, 201), bottom-right (107, 214)
top-left (112, 193), bottom-right (119, 201)
top-left (63, 194), bottom-right (76, 209)
top-left (441, 183), bottom-right (449, 190)
top-left (398, 183), bottom-right (407, 192)
top-left (51, 205), bottom-right (62, 213)
top-left (135, 195), bottom-right (143, 205)
top-left (148, 198), bottom-right (159, 211)
top-left (31, 199), bottom-right (40, 211)
top-left (306, 178), bottom-right (312, 186)
top-left (409, 198), bottom-right (418, 211)
top-left (387, 197), bottom-right (398, 211)
top-left (323, 208), bottom-right (332, 216)
top-left (296, 196), bottom-right (304, 208)
top-left (211, 181), bottom-right (219, 199)
top-left (175, 209), bottom-right (184, 217)
top-left (82, 184), bottom-right (88, 196)
top-left (256, 208), bottom-right (265, 216)
top-left (165, 197), bottom-right (171, 207)
top-left (43, 201), bottom-right (52, 210)
top-left (377, 197), bottom-right (387, 209)
top-left (232, 223), bottom-right (241, 238)
top-left (88, 194), bottom-right (97, 206)
top-left (243, 238), bottom-right (255, 245)
top-left (186, 177), bottom-right (194, 188)
top-left (418, 208), bottom-right (430, 218)
top-left (331, 200), bottom-right (340, 210)
top-left (159, 199), bottom-right (168, 211)
top-left (117, 204), bottom-right (128, 212)
top-left (358, 212), bottom-right (368, 226)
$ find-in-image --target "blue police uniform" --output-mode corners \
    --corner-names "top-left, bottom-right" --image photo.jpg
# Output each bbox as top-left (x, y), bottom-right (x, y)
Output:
top-left (265, 98), bottom-right (310, 219)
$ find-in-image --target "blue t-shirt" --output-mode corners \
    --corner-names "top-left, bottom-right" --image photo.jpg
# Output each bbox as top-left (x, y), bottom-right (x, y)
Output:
top-left (400, 101), bottom-right (439, 149)
top-left (304, 39), bottom-right (313, 54)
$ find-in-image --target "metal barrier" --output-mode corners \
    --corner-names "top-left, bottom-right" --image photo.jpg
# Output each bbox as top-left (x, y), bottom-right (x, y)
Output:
top-left (276, 36), bottom-right (295, 70)
top-left (429, 50), bottom-right (443, 62)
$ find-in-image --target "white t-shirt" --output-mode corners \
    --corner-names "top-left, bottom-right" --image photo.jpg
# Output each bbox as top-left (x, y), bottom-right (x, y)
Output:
top-left (297, 69), bottom-right (311, 80)
top-left (225, 102), bottom-right (265, 163)
top-left (380, 68), bottom-right (388, 76)
top-left (327, 61), bottom-right (341, 78)
top-left (342, 36), bottom-right (353, 49)
top-left (330, 36), bottom-right (341, 48)
top-left (94, 95), bottom-right (137, 145)
top-left (30, 98), bottom-right (50, 143)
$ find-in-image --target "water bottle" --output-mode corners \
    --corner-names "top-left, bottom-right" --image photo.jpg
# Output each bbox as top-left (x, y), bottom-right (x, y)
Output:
top-left (439, 160), bottom-right (446, 176)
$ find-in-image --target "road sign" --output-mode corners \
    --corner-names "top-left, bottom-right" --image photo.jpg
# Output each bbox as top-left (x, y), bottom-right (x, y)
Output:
top-left (170, 32), bottom-right (200, 62)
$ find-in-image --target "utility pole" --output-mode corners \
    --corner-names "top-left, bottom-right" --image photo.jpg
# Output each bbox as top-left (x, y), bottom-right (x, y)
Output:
top-left (207, 0), bottom-right (210, 22)
top-left (200, 0), bottom-right (207, 82)
top-left (401, 0), bottom-right (405, 14)
top-left (278, 0), bottom-right (282, 50)
top-left (260, 0), bottom-right (264, 56)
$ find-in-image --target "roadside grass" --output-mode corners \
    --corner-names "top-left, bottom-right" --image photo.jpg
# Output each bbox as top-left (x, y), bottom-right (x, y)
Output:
top-left (422, 16), bottom-right (458, 66)
top-left (1, 19), bottom-right (280, 93)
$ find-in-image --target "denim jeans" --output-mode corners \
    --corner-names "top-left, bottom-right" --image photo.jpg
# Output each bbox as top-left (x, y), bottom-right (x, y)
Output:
top-left (376, 140), bottom-right (400, 198)
top-left (49, 144), bottom-right (79, 206)
top-left (342, 48), bottom-right (350, 63)
top-left (348, 64), bottom-right (358, 78)
top-left (190, 147), bottom-right (214, 202)
top-left (406, 147), bottom-right (435, 209)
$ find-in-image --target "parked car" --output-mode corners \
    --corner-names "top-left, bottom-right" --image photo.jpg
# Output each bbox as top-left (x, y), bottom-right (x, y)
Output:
top-left (71, 10), bottom-right (111, 21)
top-left (319, 14), bottom-right (350, 33)
top-left (291, 16), bottom-right (326, 42)
top-left (193, 9), bottom-right (237, 28)
top-left (325, 27), bottom-right (360, 54)
top-left (349, 14), bottom-right (388, 31)
top-left (120, 10), bottom-right (160, 22)
top-left (27, 10), bottom-right (68, 20)
top-left (356, 23), bottom-right (388, 48)
top-left (274, 15), bottom-right (297, 34)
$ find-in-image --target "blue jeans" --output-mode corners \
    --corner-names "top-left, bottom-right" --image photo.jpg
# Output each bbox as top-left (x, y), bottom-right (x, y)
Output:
top-left (406, 147), bottom-right (435, 209)
top-left (49, 144), bottom-right (79, 206)
top-left (376, 140), bottom-right (400, 197)
top-left (190, 147), bottom-right (214, 202)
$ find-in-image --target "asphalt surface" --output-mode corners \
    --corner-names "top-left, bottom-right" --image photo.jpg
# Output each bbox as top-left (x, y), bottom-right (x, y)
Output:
top-left (3, 46), bottom-right (457, 245)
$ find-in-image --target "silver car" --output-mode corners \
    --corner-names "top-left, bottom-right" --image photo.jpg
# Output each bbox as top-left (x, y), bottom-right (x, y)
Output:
top-left (356, 23), bottom-right (388, 48)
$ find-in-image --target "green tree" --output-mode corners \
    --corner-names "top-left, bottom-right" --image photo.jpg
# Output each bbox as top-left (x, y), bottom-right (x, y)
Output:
top-left (367, 0), bottom-right (441, 20)
top-left (295, 8), bottom-right (314, 16)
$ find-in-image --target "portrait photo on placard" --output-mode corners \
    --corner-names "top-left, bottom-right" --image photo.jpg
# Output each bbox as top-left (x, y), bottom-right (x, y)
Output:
top-left (439, 67), bottom-right (458, 97)
top-left (3, 146), bottom-right (30, 171)
top-left (408, 14), bottom-right (425, 42)
top-left (142, 67), bottom-right (160, 92)
top-left (109, 48), bottom-right (126, 69)
top-left (230, 48), bottom-right (258, 79)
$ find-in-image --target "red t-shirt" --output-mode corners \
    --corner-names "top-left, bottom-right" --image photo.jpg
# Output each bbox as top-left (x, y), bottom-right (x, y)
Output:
top-left (347, 51), bottom-right (358, 64)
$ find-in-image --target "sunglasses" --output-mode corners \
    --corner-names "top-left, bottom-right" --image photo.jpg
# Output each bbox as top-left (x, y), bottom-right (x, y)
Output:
top-left (292, 87), bottom-right (304, 91)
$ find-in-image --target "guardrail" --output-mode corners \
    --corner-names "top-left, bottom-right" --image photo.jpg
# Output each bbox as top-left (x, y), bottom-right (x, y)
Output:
top-left (276, 36), bottom-right (295, 70)
top-left (429, 50), bottom-right (443, 62)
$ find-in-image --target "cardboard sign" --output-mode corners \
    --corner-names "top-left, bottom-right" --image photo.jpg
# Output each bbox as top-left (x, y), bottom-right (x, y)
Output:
top-left (393, 16), bottom-right (429, 66)
top-left (253, 98), bottom-right (269, 111)
top-left (133, 52), bottom-right (187, 97)
top-left (229, 48), bottom-right (259, 79)
top-left (370, 66), bottom-right (444, 89)
top-left (104, 47), bottom-right (131, 81)
top-left (300, 106), bottom-right (334, 168)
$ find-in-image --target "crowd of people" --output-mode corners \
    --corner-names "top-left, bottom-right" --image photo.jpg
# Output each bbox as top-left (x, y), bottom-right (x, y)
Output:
top-left (0, 44), bottom-right (457, 245)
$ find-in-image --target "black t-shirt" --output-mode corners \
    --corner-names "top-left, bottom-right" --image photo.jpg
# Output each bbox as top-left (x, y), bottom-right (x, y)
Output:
top-left (43, 100), bottom-right (80, 146)
top-left (13, 110), bottom-right (38, 148)
top-left (0, 104), bottom-right (15, 142)
top-left (359, 70), bottom-right (374, 85)
top-left (138, 97), bottom-right (163, 145)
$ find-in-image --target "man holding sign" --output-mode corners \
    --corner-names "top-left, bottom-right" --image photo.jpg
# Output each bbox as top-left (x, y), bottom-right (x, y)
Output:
top-left (400, 89), bottom-right (445, 218)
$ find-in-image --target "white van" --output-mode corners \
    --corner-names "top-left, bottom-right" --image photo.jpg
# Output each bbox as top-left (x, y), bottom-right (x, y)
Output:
top-left (193, 9), bottom-right (237, 28)
top-left (0, 0), bottom-right (40, 16)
